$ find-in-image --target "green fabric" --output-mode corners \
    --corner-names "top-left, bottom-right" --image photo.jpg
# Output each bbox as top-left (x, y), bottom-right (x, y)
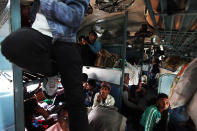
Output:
top-left (43, 99), bottom-right (53, 105)
top-left (140, 105), bottom-right (161, 131)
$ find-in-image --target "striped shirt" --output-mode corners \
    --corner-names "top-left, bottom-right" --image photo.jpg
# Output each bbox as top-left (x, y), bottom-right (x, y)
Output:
top-left (140, 105), bottom-right (161, 131)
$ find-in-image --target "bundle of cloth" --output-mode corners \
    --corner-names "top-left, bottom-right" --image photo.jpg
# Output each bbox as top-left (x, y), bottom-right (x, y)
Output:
top-left (88, 106), bottom-right (127, 131)
top-left (169, 58), bottom-right (197, 129)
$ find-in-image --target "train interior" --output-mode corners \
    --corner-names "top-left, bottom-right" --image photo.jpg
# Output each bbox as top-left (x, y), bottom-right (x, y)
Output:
top-left (0, 0), bottom-right (197, 130)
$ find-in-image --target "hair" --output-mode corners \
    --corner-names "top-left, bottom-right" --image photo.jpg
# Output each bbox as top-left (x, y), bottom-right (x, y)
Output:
top-left (156, 93), bottom-right (168, 101)
top-left (89, 30), bottom-right (98, 38)
top-left (124, 73), bottom-right (129, 78)
top-left (88, 79), bottom-right (96, 88)
top-left (101, 82), bottom-right (111, 91)
top-left (82, 73), bottom-right (88, 82)
top-left (146, 93), bottom-right (168, 106)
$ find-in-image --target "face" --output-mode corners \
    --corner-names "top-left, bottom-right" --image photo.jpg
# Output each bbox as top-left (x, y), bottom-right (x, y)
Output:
top-left (124, 74), bottom-right (130, 85)
top-left (59, 111), bottom-right (69, 131)
top-left (100, 87), bottom-right (110, 99)
top-left (86, 83), bottom-right (93, 90)
top-left (157, 98), bottom-right (170, 111)
top-left (83, 82), bottom-right (88, 88)
top-left (81, 38), bottom-right (88, 45)
top-left (89, 33), bottom-right (96, 42)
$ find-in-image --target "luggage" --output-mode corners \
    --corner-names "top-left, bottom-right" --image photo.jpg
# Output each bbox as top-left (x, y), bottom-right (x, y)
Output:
top-left (187, 91), bottom-right (197, 129)
top-left (95, 49), bottom-right (120, 68)
top-left (0, 0), bottom-right (9, 29)
top-left (169, 58), bottom-right (197, 109)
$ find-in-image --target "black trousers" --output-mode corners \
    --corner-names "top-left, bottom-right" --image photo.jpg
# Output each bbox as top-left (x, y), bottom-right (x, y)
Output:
top-left (1, 28), bottom-right (89, 131)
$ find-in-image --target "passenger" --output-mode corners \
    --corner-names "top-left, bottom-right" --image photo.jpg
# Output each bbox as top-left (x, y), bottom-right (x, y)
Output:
top-left (92, 82), bottom-right (115, 109)
top-left (140, 93), bottom-right (170, 131)
top-left (122, 73), bottom-right (144, 129)
top-left (88, 30), bottom-right (102, 66)
top-left (1, 0), bottom-right (90, 130)
top-left (135, 79), bottom-right (146, 98)
top-left (149, 56), bottom-right (160, 89)
top-left (24, 98), bottom-right (55, 131)
top-left (79, 35), bottom-right (89, 46)
top-left (82, 73), bottom-right (88, 90)
top-left (84, 79), bottom-right (98, 107)
top-left (78, 36), bottom-right (94, 65)
top-left (46, 104), bottom-right (69, 131)
top-left (122, 73), bottom-right (143, 114)
top-left (88, 31), bottom-right (102, 54)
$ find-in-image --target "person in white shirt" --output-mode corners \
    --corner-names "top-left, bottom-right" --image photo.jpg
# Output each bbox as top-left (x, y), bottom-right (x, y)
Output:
top-left (92, 83), bottom-right (115, 109)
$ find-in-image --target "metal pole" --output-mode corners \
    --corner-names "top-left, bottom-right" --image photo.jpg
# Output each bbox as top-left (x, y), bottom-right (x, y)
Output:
top-left (10, 0), bottom-right (24, 130)
top-left (119, 11), bottom-right (128, 112)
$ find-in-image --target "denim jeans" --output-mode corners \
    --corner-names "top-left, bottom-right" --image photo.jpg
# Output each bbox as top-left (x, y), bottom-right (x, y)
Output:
top-left (1, 28), bottom-right (90, 131)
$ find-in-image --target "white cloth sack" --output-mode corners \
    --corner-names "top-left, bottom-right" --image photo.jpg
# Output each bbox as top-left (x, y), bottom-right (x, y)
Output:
top-left (187, 91), bottom-right (197, 130)
top-left (169, 58), bottom-right (197, 109)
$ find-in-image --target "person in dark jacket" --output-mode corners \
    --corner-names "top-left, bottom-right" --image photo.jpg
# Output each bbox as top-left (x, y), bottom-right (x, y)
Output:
top-left (1, 0), bottom-right (90, 130)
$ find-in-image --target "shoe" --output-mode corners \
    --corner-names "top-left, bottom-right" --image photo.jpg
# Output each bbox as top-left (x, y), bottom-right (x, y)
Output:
top-left (42, 76), bottom-right (58, 99)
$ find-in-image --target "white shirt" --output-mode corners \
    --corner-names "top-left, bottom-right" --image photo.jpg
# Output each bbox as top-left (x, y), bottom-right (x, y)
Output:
top-left (92, 92), bottom-right (115, 109)
top-left (32, 13), bottom-right (52, 37)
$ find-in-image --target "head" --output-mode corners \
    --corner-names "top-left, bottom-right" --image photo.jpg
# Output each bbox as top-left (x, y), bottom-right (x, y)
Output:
top-left (156, 93), bottom-right (170, 112)
top-left (100, 84), bottom-right (111, 99)
top-left (86, 79), bottom-right (96, 90)
top-left (82, 73), bottom-right (88, 83)
top-left (79, 35), bottom-right (88, 45)
top-left (89, 31), bottom-right (98, 43)
top-left (124, 73), bottom-right (130, 85)
top-left (58, 104), bottom-right (69, 131)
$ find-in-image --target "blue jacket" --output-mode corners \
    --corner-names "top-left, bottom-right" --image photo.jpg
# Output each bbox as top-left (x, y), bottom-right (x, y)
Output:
top-left (88, 40), bottom-right (102, 54)
top-left (34, 0), bottom-right (89, 43)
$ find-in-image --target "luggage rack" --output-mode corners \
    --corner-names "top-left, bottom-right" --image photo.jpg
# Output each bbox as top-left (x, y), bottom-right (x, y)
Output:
top-left (145, 0), bottom-right (197, 58)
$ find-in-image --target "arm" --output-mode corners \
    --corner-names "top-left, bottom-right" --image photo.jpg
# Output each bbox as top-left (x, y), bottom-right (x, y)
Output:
top-left (144, 109), bottom-right (157, 131)
top-left (40, 0), bottom-right (89, 28)
top-left (88, 41), bottom-right (102, 54)
top-left (122, 91), bottom-right (138, 109)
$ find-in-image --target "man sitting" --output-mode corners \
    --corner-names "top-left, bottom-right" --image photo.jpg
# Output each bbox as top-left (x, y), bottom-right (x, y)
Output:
top-left (140, 93), bottom-right (170, 131)
top-left (92, 82), bottom-right (115, 109)
top-left (84, 79), bottom-right (98, 107)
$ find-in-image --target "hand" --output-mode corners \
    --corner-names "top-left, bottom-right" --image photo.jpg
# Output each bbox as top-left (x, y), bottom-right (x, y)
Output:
top-left (98, 51), bottom-right (102, 56)
top-left (97, 94), bottom-right (102, 103)
top-left (38, 82), bottom-right (41, 88)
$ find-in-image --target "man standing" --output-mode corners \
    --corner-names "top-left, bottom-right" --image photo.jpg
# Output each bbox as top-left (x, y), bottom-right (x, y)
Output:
top-left (88, 30), bottom-right (102, 66)
top-left (1, 0), bottom-right (90, 130)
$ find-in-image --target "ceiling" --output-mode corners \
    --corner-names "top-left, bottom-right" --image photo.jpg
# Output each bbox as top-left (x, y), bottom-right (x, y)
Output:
top-left (1, 0), bottom-right (197, 58)
top-left (79, 0), bottom-right (197, 58)
top-left (80, 0), bottom-right (146, 33)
